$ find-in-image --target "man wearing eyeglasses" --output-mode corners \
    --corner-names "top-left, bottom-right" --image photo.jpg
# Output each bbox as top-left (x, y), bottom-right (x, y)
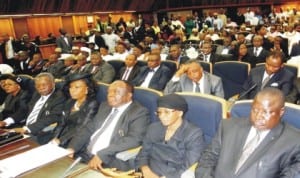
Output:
top-left (136, 94), bottom-right (205, 178)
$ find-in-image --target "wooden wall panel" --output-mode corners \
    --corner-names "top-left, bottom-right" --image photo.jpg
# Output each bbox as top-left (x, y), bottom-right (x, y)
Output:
top-left (61, 16), bottom-right (74, 36)
top-left (0, 18), bottom-right (15, 37)
top-left (12, 18), bottom-right (28, 39)
top-left (27, 16), bottom-right (62, 39)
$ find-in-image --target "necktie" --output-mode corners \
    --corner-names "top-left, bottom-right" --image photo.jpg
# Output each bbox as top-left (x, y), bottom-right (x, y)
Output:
top-left (26, 97), bottom-right (46, 125)
top-left (195, 82), bottom-right (200, 93)
top-left (87, 108), bottom-right (119, 152)
top-left (235, 129), bottom-right (261, 173)
top-left (261, 75), bottom-right (270, 90)
top-left (122, 68), bottom-right (130, 80)
top-left (91, 66), bottom-right (99, 74)
top-left (204, 55), bottom-right (208, 62)
top-left (254, 47), bottom-right (258, 57)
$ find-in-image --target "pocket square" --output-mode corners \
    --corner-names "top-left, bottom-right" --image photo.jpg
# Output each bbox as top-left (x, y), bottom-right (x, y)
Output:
top-left (270, 82), bottom-right (279, 87)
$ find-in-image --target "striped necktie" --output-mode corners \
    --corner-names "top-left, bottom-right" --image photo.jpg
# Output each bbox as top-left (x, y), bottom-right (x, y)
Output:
top-left (26, 96), bottom-right (46, 125)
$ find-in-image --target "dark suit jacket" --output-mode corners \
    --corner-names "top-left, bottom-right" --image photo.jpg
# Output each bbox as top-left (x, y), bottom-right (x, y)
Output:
top-left (117, 65), bottom-right (140, 82)
top-left (196, 119), bottom-right (300, 178)
top-left (68, 101), bottom-right (150, 170)
top-left (132, 65), bottom-right (172, 91)
top-left (26, 90), bottom-right (66, 136)
top-left (240, 66), bottom-right (295, 100)
top-left (247, 47), bottom-right (269, 68)
top-left (56, 35), bottom-right (73, 53)
top-left (55, 98), bottom-right (99, 147)
top-left (166, 55), bottom-right (190, 65)
top-left (136, 120), bottom-right (205, 178)
top-left (196, 53), bottom-right (220, 64)
top-left (0, 90), bottom-right (31, 126)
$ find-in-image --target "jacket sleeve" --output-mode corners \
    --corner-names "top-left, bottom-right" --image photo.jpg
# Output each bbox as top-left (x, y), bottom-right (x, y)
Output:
top-left (195, 121), bottom-right (223, 178)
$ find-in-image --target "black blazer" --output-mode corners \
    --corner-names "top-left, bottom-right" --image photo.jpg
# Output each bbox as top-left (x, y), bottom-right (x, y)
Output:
top-left (247, 47), bottom-right (269, 67)
top-left (26, 89), bottom-right (66, 135)
top-left (132, 65), bottom-right (172, 91)
top-left (117, 65), bottom-right (140, 82)
top-left (55, 98), bottom-right (99, 147)
top-left (0, 89), bottom-right (32, 126)
top-left (240, 66), bottom-right (294, 100)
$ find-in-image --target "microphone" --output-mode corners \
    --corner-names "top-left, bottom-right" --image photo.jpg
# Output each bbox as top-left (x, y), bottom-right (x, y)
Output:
top-left (60, 156), bottom-right (82, 178)
top-left (238, 83), bottom-right (257, 100)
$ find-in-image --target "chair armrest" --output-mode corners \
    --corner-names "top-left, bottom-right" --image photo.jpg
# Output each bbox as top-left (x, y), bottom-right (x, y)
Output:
top-left (181, 162), bottom-right (198, 178)
top-left (115, 146), bottom-right (142, 161)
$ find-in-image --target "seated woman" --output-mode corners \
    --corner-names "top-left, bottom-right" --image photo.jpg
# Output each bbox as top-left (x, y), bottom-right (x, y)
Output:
top-left (52, 73), bottom-right (99, 147)
top-left (136, 94), bottom-right (205, 178)
top-left (0, 74), bottom-right (32, 128)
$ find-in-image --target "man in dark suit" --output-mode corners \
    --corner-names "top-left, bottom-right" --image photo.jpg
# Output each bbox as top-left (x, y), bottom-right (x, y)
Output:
top-left (117, 54), bottom-right (140, 82)
top-left (14, 50), bottom-right (31, 74)
top-left (166, 44), bottom-right (189, 67)
top-left (67, 80), bottom-right (150, 171)
top-left (132, 53), bottom-right (172, 91)
top-left (164, 59), bottom-right (224, 98)
top-left (12, 72), bottom-right (66, 144)
top-left (247, 35), bottom-right (269, 68)
top-left (196, 88), bottom-right (300, 178)
top-left (240, 51), bottom-right (294, 100)
top-left (197, 41), bottom-right (220, 64)
top-left (56, 28), bottom-right (73, 54)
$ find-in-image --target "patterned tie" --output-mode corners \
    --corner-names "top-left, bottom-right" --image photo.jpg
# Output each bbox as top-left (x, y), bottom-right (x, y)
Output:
top-left (235, 129), bottom-right (261, 173)
top-left (26, 96), bottom-right (46, 125)
top-left (87, 108), bottom-right (119, 152)
top-left (261, 75), bottom-right (270, 90)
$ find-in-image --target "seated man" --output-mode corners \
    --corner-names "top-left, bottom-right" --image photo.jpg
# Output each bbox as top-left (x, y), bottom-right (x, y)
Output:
top-left (116, 54), bottom-right (140, 82)
top-left (12, 73), bottom-right (66, 144)
top-left (164, 59), bottom-right (224, 98)
top-left (136, 94), bottom-right (205, 178)
top-left (67, 80), bottom-right (150, 171)
top-left (240, 51), bottom-right (294, 100)
top-left (83, 51), bottom-right (115, 83)
top-left (132, 53), bottom-right (172, 91)
top-left (196, 88), bottom-right (300, 178)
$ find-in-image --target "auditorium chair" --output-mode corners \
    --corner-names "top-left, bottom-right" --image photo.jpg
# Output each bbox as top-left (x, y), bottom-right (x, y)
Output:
top-left (177, 92), bottom-right (228, 144)
top-left (213, 61), bottom-right (251, 100)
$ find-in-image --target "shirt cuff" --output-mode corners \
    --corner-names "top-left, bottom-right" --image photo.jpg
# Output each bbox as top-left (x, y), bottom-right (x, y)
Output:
top-left (171, 76), bottom-right (180, 82)
top-left (22, 126), bottom-right (31, 133)
top-left (4, 117), bottom-right (15, 127)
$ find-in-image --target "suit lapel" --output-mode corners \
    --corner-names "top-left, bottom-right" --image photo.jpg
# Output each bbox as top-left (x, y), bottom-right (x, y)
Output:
top-left (236, 123), bottom-right (284, 175)
top-left (233, 121), bottom-right (252, 172)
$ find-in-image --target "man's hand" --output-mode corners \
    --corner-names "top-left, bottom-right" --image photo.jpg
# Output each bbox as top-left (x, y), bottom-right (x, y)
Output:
top-left (141, 165), bottom-right (160, 178)
top-left (175, 64), bottom-right (189, 77)
top-left (0, 121), bottom-right (7, 128)
top-left (88, 155), bottom-right (103, 170)
top-left (13, 127), bottom-right (26, 134)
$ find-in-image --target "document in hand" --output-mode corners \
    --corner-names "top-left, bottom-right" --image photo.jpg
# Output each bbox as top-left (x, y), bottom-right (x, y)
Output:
top-left (0, 144), bottom-right (71, 178)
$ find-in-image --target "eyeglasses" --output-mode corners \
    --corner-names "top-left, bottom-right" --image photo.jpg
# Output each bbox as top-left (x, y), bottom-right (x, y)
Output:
top-left (155, 109), bottom-right (175, 116)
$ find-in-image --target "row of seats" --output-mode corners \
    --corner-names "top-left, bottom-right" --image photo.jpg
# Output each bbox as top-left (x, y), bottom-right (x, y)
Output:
top-left (19, 74), bottom-right (300, 146)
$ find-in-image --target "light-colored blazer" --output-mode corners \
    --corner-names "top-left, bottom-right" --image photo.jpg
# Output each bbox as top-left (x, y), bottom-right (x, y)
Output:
top-left (164, 71), bottom-right (224, 98)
